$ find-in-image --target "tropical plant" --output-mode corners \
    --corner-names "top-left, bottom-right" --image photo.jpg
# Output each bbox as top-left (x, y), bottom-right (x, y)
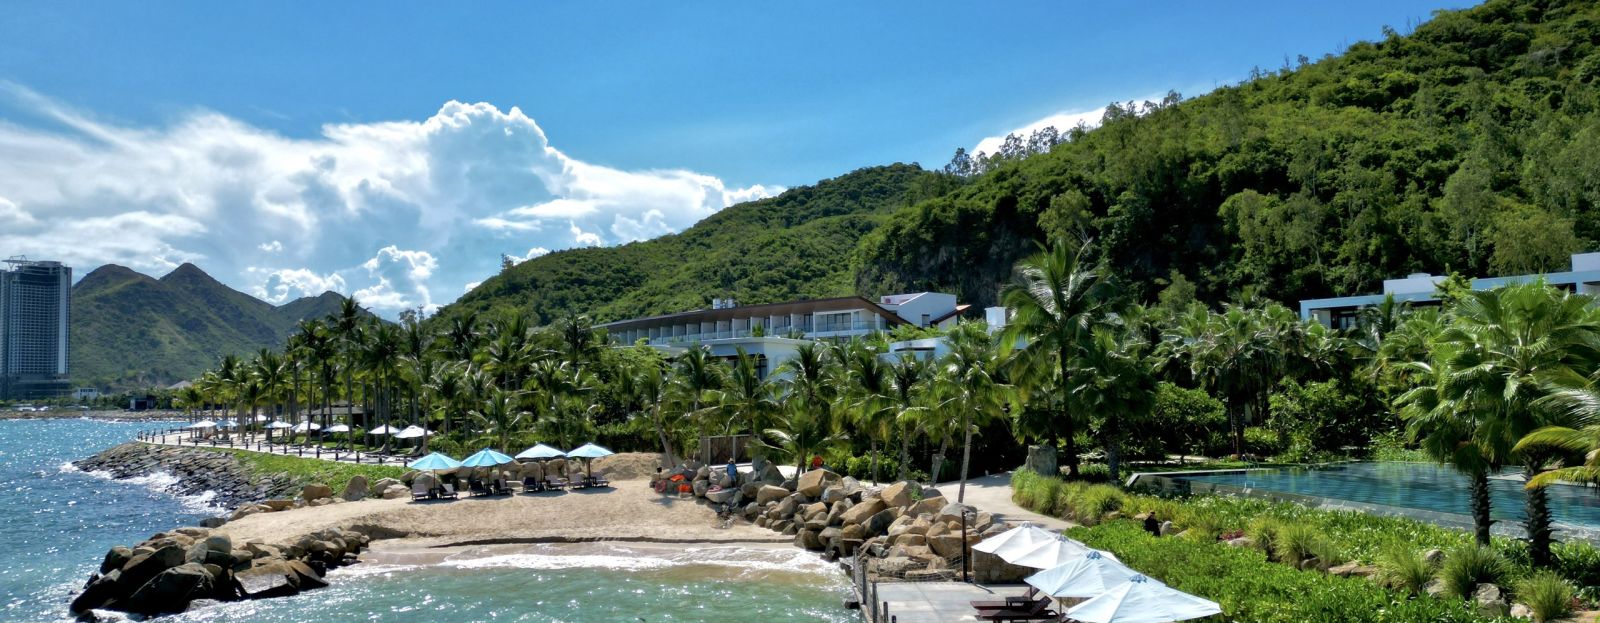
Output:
top-left (935, 322), bottom-right (1017, 502)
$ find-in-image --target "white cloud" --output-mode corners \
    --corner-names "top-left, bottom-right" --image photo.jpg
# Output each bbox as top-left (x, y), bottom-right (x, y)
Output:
top-left (0, 83), bottom-right (781, 317)
top-left (463, 281), bottom-right (482, 293)
top-left (971, 95), bottom-right (1165, 157)
top-left (504, 247), bottom-right (550, 265)
top-left (250, 267), bottom-right (346, 304)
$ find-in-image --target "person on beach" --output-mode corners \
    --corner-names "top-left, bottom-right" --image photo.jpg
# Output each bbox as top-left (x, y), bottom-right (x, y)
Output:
top-left (725, 458), bottom-right (737, 482)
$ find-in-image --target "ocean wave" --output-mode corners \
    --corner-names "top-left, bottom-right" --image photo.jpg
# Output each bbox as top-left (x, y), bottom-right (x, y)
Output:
top-left (62, 465), bottom-right (222, 514)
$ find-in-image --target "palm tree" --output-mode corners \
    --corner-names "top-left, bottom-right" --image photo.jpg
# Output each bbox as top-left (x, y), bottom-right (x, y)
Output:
top-left (935, 322), bottom-right (1017, 502)
top-left (177, 385), bottom-right (205, 422)
top-left (557, 314), bottom-right (600, 368)
top-left (774, 343), bottom-right (834, 472)
top-left (1186, 306), bottom-right (1283, 457)
top-left (1428, 283), bottom-right (1600, 564)
top-left (719, 347), bottom-right (776, 446)
top-left (362, 321), bottom-right (404, 451)
top-left (887, 353), bottom-right (930, 481)
top-left (999, 239), bottom-right (1115, 476)
top-left (627, 350), bottom-right (678, 465)
top-left (334, 297), bottom-right (364, 436)
top-left (840, 342), bottom-right (894, 482)
top-left (471, 388), bottom-right (528, 450)
top-left (671, 346), bottom-right (726, 460)
top-left (1399, 349), bottom-right (1495, 546)
top-left (1067, 326), bottom-right (1157, 483)
top-left (426, 363), bottom-right (465, 446)
top-left (253, 349), bottom-right (286, 440)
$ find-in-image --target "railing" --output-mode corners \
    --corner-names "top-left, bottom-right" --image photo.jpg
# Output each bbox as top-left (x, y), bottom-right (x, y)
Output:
top-left (136, 426), bottom-right (406, 465)
top-left (634, 320), bottom-right (889, 347)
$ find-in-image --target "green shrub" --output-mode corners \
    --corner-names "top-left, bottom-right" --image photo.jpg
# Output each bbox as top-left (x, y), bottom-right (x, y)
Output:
top-left (1274, 523), bottom-right (1328, 568)
top-left (1439, 545), bottom-right (1510, 599)
top-left (1245, 517), bottom-right (1285, 560)
top-left (1375, 542), bottom-right (1437, 595)
top-left (1552, 540), bottom-right (1600, 588)
top-left (1515, 570), bottom-right (1574, 623)
top-left (1242, 426), bottom-right (1284, 457)
top-left (1068, 521), bottom-right (1492, 622)
top-left (1066, 485), bottom-right (1126, 524)
top-left (1177, 507), bottom-right (1224, 542)
top-left (1070, 463), bottom-right (1113, 484)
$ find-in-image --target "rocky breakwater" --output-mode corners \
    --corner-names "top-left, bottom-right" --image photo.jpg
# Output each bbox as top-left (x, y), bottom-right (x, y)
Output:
top-left (74, 443), bottom-right (299, 510)
top-left (69, 483), bottom-right (375, 620)
top-left (654, 457), bottom-right (1023, 583)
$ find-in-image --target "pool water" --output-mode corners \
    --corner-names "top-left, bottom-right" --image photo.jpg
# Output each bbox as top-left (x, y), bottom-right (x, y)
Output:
top-left (1173, 462), bottom-right (1600, 535)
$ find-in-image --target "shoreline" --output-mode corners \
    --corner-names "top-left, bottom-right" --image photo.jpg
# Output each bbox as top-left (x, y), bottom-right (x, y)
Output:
top-left (1, 410), bottom-right (184, 422)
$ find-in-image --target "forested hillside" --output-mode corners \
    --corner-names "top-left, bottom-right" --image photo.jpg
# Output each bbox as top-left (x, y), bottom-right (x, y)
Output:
top-left (71, 264), bottom-right (357, 390)
top-left (435, 164), bottom-right (947, 325)
top-left (856, 0), bottom-right (1600, 308)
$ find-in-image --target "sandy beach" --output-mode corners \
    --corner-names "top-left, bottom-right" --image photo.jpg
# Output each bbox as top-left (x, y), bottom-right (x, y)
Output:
top-left (216, 479), bottom-right (789, 550)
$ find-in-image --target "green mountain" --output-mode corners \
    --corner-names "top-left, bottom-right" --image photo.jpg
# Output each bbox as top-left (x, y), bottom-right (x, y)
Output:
top-left (854, 0), bottom-right (1600, 309)
top-left (440, 1), bottom-right (1597, 326)
top-left (436, 163), bottom-right (947, 325)
top-left (70, 263), bottom-right (354, 390)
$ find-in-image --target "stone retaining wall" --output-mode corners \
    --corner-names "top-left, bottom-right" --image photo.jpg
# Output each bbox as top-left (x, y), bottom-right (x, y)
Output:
top-left (75, 443), bottom-right (298, 511)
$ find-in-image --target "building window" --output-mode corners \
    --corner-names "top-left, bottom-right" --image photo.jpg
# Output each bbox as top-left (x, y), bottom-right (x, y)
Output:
top-left (920, 313), bottom-right (930, 327)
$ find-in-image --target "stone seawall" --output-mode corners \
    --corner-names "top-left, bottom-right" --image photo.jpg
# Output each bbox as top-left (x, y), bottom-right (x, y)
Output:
top-left (75, 443), bottom-right (298, 511)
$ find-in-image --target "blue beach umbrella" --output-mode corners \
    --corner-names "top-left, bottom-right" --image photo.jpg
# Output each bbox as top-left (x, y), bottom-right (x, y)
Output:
top-left (567, 443), bottom-right (614, 480)
top-left (408, 452), bottom-right (462, 471)
top-left (461, 448), bottom-right (515, 468)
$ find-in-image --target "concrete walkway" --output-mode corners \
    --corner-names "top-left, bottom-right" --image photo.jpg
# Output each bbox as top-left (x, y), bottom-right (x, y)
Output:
top-left (935, 471), bottom-right (1075, 532)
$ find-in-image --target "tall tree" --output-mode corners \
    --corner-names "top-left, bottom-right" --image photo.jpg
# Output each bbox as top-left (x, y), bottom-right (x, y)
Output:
top-left (936, 322), bottom-right (1017, 502)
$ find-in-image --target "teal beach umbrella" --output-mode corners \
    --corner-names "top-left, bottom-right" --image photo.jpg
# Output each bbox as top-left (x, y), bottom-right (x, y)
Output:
top-left (515, 443), bottom-right (566, 460)
top-left (408, 452), bottom-right (462, 471)
top-left (567, 443), bottom-right (614, 480)
top-left (461, 448), bottom-right (515, 468)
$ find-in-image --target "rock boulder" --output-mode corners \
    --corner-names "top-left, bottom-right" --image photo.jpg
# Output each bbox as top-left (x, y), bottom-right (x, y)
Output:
top-left (341, 475), bottom-right (369, 501)
top-left (797, 469), bottom-right (840, 497)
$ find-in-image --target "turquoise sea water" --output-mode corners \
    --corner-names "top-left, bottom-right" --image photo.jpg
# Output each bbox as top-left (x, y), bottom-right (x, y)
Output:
top-left (4, 419), bottom-right (853, 623)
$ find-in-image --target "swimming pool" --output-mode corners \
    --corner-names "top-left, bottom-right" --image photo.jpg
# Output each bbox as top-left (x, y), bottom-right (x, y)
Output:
top-left (1154, 462), bottom-right (1600, 540)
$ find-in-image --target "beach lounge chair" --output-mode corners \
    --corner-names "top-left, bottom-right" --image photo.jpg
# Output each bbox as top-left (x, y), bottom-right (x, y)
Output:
top-left (522, 476), bottom-right (544, 493)
top-left (411, 481), bottom-right (432, 501)
top-left (588, 470), bottom-right (611, 488)
top-left (545, 475), bottom-right (569, 491)
top-left (439, 483), bottom-right (459, 499)
top-left (973, 597), bottom-right (1056, 622)
top-left (491, 478), bottom-right (510, 495)
top-left (969, 586), bottom-right (1040, 611)
top-left (469, 479), bottom-right (490, 496)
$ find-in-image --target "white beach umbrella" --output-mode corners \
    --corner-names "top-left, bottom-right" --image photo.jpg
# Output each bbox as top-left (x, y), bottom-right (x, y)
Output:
top-left (1065, 575), bottom-right (1221, 623)
top-left (291, 421), bottom-right (321, 433)
top-left (394, 425), bottom-right (429, 439)
top-left (1008, 536), bottom-right (1108, 569)
top-left (253, 414), bottom-right (270, 423)
top-left (216, 419), bottom-right (237, 429)
top-left (265, 420), bottom-right (293, 429)
top-left (187, 420), bottom-right (217, 429)
top-left (325, 424), bottom-right (351, 433)
top-left (973, 523), bottom-right (1059, 556)
top-left (369, 425), bottom-right (400, 435)
top-left (1024, 551), bottom-right (1138, 599)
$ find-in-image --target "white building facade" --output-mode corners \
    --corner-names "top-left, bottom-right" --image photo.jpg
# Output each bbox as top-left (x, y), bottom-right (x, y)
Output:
top-left (1299, 252), bottom-right (1600, 329)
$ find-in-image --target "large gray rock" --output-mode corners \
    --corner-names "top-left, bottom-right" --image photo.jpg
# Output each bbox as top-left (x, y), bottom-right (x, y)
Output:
top-left (301, 483), bottom-right (333, 501)
top-left (880, 481), bottom-right (917, 508)
top-left (840, 498), bottom-right (886, 526)
top-left (776, 495), bottom-right (800, 518)
top-left (69, 570), bottom-right (122, 613)
top-left (821, 486), bottom-right (846, 505)
top-left (342, 475), bottom-right (369, 501)
top-left (755, 485), bottom-right (789, 505)
top-left (865, 508), bottom-right (901, 537)
top-left (373, 477), bottom-right (402, 492)
top-left (936, 502), bottom-right (975, 524)
top-left (381, 484), bottom-right (410, 499)
top-left (236, 562), bottom-right (300, 599)
top-left (124, 562), bottom-right (213, 615)
top-left (796, 529), bottom-right (825, 551)
top-left (100, 546), bottom-right (132, 575)
top-left (705, 487), bottom-right (737, 503)
top-left (797, 469), bottom-right (840, 497)
top-left (118, 544), bottom-right (187, 600)
top-left (1024, 444), bottom-right (1059, 477)
top-left (759, 464), bottom-right (784, 486)
top-left (1473, 583), bottom-right (1508, 618)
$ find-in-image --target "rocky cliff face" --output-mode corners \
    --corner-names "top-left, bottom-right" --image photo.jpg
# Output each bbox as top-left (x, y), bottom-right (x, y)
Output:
top-left (75, 443), bottom-right (299, 511)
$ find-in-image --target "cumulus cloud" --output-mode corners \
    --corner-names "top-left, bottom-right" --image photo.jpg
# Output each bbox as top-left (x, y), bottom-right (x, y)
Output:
top-left (0, 83), bottom-right (780, 316)
top-left (971, 95), bottom-right (1164, 157)
top-left (504, 247), bottom-right (550, 266)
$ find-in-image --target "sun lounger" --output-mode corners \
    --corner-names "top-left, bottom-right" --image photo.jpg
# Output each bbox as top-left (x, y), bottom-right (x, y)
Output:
top-left (439, 483), bottom-right (459, 499)
top-left (491, 478), bottom-right (511, 495)
top-left (411, 482), bottom-right (432, 501)
top-left (588, 470), bottom-right (611, 488)
top-left (469, 479), bottom-right (490, 496)
top-left (969, 587), bottom-right (1040, 611)
top-left (522, 476), bottom-right (544, 492)
top-left (545, 475), bottom-right (569, 490)
top-left (973, 597), bottom-right (1056, 622)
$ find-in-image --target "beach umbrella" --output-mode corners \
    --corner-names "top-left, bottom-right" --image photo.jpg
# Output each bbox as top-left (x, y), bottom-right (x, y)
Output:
top-left (1009, 536), bottom-right (1107, 569)
top-left (325, 424), bottom-right (351, 433)
top-left (567, 443), bottom-right (614, 480)
top-left (253, 414), bottom-right (270, 422)
top-left (187, 420), bottom-right (217, 429)
top-left (1025, 551), bottom-right (1138, 599)
top-left (216, 419), bottom-right (236, 429)
top-left (266, 420), bottom-right (293, 429)
top-left (461, 448), bottom-right (515, 468)
top-left (408, 452), bottom-right (462, 471)
top-left (1065, 575), bottom-right (1222, 623)
top-left (394, 425), bottom-right (429, 439)
top-left (973, 523), bottom-right (1059, 556)
top-left (515, 443), bottom-right (566, 460)
top-left (369, 424), bottom-right (400, 435)
top-left (291, 421), bottom-right (321, 432)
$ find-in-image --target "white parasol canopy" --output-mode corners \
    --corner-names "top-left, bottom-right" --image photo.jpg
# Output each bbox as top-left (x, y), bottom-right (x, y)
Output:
top-left (325, 424), bottom-right (351, 433)
top-left (291, 421), bottom-right (321, 432)
top-left (972, 523), bottom-right (1059, 556)
top-left (1065, 575), bottom-right (1222, 623)
top-left (1024, 550), bottom-right (1138, 599)
top-left (265, 420), bottom-right (293, 430)
top-left (369, 425), bottom-right (400, 435)
top-left (1008, 536), bottom-right (1108, 569)
top-left (187, 420), bottom-right (217, 429)
top-left (394, 425), bottom-right (429, 439)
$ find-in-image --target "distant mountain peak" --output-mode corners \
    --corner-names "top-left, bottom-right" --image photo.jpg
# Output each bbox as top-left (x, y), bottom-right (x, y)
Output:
top-left (159, 262), bottom-right (218, 283)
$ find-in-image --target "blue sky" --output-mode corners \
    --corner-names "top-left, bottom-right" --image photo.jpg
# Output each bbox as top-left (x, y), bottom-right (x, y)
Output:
top-left (0, 1), bottom-right (1474, 315)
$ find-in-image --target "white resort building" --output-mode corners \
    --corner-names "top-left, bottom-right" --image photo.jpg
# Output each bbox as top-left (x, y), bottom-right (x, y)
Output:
top-left (597, 292), bottom-right (968, 377)
top-left (1299, 251), bottom-right (1600, 329)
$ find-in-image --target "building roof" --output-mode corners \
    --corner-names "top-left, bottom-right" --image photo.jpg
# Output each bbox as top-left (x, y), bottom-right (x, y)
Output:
top-left (929, 304), bottom-right (971, 325)
top-left (596, 296), bottom-right (909, 332)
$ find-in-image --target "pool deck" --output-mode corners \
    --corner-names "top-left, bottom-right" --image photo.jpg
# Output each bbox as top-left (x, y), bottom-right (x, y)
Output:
top-left (869, 582), bottom-right (1037, 623)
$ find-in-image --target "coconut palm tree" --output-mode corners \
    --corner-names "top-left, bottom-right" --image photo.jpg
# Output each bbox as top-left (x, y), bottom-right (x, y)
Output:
top-left (719, 347), bottom-right (777, 444)
top-left (334, 297), bottom-right (364, 435)
top-left (935, 322), bottom-right (1018, 502)
top-left (887, 353), bottom-right (930, 481)
top-left (471, 388), bottom-right (528, 451)
top-left (1067, 326), bottom-right (1157, 483)
top-left (362, 321), bottom-right (404, 451)
top-left (671, 345), bottom-right (726, 457)
top-left (999, 239), bottom-right (1116, 476)
top-left (1186, 306), bottom-right (1283, 457)
top-left (426, 363), bottom-right (465, 446)
top-left (773, 343), bottom-right (835, 472)
top-left (840, 342), bottom-right (894, 482)
top-left (557, 314), bottom-right (601, 368)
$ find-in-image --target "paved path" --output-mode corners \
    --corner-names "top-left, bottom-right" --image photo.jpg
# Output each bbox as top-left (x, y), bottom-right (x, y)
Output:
top-left (936, 471), bottom-right (1076, 532)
